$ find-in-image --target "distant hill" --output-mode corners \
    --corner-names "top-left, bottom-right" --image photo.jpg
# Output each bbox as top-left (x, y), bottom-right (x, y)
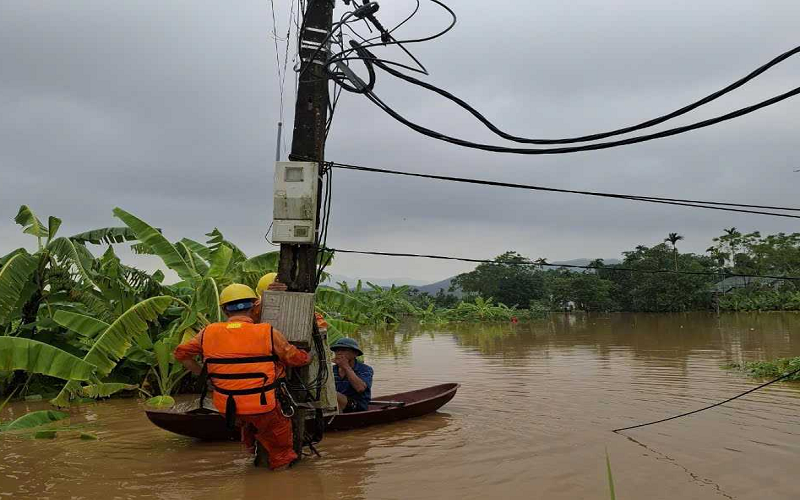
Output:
top-left (411, 258), bottom-right (622, 296)
top-left (415, 277), bottom-right (461, 297)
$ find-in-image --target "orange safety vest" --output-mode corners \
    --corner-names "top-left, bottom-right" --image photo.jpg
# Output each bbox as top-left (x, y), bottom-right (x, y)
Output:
top-left (201, 321), bottom-right (283, 426)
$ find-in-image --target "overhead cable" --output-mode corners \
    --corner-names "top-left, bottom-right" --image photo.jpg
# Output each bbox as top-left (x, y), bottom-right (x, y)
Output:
top-left (613, 365), bottom-right (800, 433)
top-left (319, 160), bottom-right (800, 219)
top-left (324, 0), bottom-right (800, 154)
top-left (322, 247), bottom-right (800, 281)
top-left (361, 80), bottom-right (800, 155)
top-left (366, 43), bottom-right (800, 145)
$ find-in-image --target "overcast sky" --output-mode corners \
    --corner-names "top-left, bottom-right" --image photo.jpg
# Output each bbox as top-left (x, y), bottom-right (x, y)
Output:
top-left (2, 1), bottom-right (799, 283)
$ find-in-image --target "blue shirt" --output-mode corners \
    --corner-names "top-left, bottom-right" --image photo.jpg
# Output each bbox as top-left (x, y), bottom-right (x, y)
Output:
top-left (334, 361), bottom-right (373, 411)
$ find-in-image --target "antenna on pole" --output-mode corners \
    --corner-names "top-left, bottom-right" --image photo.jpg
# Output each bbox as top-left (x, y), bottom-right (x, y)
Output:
top-left (275, 121), bottom-right (283, 162)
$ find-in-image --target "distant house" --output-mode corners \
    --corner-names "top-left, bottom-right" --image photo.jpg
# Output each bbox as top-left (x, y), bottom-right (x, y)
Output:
top-left (710, 276), bottom-right (785, 294)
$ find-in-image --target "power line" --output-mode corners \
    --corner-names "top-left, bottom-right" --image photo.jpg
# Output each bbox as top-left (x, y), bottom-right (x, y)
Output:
top-left (367, 43), bottom-right (800, 145)
top-left (323, 160), bottom-right (800, 219)
top-left (323, 247), bottom-right (800, 281)
top-left (613, 366), bottom-right (800, 433)
top-left (323, 0), bottom-right (800, 155)
top-left (361, 78), bottom-right (800, 155)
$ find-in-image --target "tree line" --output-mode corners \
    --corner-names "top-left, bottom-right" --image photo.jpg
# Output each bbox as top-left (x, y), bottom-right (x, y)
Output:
top-left (419, 229), bottom-right (800, 313)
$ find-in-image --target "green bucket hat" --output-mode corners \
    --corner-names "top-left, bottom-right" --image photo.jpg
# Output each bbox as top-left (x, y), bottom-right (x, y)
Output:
top-left (329, 337), bottom-right (363, 357)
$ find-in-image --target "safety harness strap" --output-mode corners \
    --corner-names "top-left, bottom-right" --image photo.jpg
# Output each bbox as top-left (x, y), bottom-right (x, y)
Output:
top-left (205, 355), bottom-right (279, 364)
top-left (211, 379), bottom-right (284, 396)
top-left (208, 372), bottom-right (271, 380)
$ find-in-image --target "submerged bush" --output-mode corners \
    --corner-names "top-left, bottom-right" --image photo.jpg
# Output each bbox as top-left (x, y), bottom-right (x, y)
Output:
top-left (725, 356), bottom-right (800, 381)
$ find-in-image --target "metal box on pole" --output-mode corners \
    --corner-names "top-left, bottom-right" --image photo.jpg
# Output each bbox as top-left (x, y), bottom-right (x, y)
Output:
top-left (260, 290), bottom-right (338, 415)
top-left (272, 161), bottom-right (318, 244)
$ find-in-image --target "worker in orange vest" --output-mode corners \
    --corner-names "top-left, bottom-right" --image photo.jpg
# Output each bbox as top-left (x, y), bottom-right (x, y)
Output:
top-left (174, 282), bottom-right (311, 470)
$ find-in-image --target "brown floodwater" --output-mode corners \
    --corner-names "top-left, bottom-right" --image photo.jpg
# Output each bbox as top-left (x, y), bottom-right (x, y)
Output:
top-left (2, 312), bottom-right (800, 500)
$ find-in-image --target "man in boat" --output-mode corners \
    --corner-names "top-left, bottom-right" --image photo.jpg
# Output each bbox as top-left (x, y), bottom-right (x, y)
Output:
top-left (331, 338), bottom-right (373, 413)
top-left (173, 283), bottom-right (311, 470)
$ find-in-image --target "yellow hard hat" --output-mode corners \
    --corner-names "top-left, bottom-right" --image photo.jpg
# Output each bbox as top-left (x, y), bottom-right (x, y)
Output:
top-left (219, 284), bottom-right (258, 305)
top-left (256, 273), bottom-right (278, 296)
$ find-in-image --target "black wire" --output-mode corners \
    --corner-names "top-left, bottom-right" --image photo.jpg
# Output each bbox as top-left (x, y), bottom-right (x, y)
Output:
top-left (613, 366), bottom-right (800, 433)
top-left (362, 82), bottom-right (800, 155)
top-left (327, 0), bottom-right (457, 76)
top-left (388, 0), bottom-right (421, 35)
top-left (367, 44), bottom-right (800, 144)
top-left (321, 247), bottom-right (800, 281)
top-left (325, 160), bottom-right (800, 219)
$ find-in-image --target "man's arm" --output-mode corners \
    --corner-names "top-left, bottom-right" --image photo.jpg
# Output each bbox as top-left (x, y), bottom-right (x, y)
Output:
top-left (272, 328), bottom-right (312, 367)
top-left (335, 356), bottom-right (370, 393)
top-left (341, 365), bottom-right (367, 393)
top-left (174, 331), bottom-right (204, 376)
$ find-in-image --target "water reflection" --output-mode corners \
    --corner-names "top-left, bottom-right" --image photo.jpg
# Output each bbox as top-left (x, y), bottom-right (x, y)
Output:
top-left (356, 312), bottom-right (800, 366)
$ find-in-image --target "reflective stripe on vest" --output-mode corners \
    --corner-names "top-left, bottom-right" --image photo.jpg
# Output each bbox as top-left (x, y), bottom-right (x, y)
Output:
top-left (202, 322), bottom-right (281, 422)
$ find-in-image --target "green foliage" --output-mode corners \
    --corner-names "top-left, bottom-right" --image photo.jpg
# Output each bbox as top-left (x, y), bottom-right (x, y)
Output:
top-left (726, 357), bottom-right (800, 381)
top-left (80, 296), bottom-right (173, 377)
top-left (606, 450), bottom-right (617, 500)
top-left (146, 395), bottom-right (176, 408)
top-left (453, 251), bottom-right (546, 307)
top-left (718, 289), bottom-right (800, 312)
top-left (53, 311), bottom-right (110, 340)
top-left (606, 244), bottom-right (715, 312)
top-left (81, 383), bottom-right (138, 398)
top-left (15, 205), bottom-right (49, 241)
top-left (2, 410), bottom-right (69, 431)
top-left (0, 337), bottom-right (96, 381)
top-left (113, 208), bottom-right (200, 282)
top-left (546, 270), bottom-right (616, 312)
top-left (51, 296), bottom-right (173, 406)
top-left (68, 227), bottom-right (138, 245)
top-left (0, 252), bottom-right (38, 325)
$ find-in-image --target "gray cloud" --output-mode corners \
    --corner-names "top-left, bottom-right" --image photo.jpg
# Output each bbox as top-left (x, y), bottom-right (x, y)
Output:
top-left (2, 0), bottom-right (800, 282)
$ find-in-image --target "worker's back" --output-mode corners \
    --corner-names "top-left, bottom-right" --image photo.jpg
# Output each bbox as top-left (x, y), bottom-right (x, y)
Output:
top-left (203, 321), bottom-right (281, 418)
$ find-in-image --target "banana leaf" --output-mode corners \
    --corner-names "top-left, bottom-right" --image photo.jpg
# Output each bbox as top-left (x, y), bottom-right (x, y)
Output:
top-left (176, 242), bottom-right (210, 276)
top-left (146, 395), bottom-right (175, 408)
top-left (47, 216), bottom-right (62, 245)
top-left (1, 410), bottom-right (69, 431)
top-left (0, 248), bottom-right (26, 268)
top-left (207, 244), bottom-right (233, 280)
top-left (206, 228), bottom-right (247, 263)
top-left (53, 310), bottom-right (110, 339)
top-left (51, 296), bottom-right (172, 406)
top-left (14, 205), bottom-right (48, 238)
top-left (196, 277), bottom-right (221, 323)
top-left (0, 252), bottom-right (38, 325)
top-left (68, 227), bottom-right (138, 245)
top-left (81, 296), bottom-right (173, 377)
top-left (315, 288), bottom-right (372, 323)
top-left (48, 237), bottom-right (99, 290)
top-left (113, 208), bottom-right (199, 282)
top-left (0, 337), bottom-right (96, 381)
top-left (179, 238), bottom-right (211, 261)
top-left (124, 345), bottom-right (156, 365)
top-left (241, 252), bottom-right (280, 274)
top-left (81, 383), bottom-right (138, 398)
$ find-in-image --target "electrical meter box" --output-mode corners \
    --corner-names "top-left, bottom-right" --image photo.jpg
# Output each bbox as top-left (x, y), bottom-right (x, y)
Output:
top-left (273, 161), bottom-right (318, 244)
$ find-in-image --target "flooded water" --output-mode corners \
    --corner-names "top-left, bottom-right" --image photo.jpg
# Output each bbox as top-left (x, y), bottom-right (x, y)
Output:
top-left (2, 312), bottom-right (800, 500)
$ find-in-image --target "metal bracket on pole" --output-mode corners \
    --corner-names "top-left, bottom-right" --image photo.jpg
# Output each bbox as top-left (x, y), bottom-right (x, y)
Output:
top-left (329, 41), bottom-right (368, 91)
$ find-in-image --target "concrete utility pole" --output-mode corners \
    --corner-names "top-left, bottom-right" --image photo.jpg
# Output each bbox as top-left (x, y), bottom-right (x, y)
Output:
top-left (273, 0), bottom-right (334, 462)
top-left (278, 0), bottom-right (334, 292)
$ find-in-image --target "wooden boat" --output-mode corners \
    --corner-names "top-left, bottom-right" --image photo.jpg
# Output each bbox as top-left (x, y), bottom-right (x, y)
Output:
top-left (145, 383), bottom-right (459, 441)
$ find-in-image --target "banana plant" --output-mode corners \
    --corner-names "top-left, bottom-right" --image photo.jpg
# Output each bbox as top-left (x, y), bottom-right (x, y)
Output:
top-left (0, 206), bottom-right (139, 334)
top-left (49, 296), bottom-right (174, 406)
